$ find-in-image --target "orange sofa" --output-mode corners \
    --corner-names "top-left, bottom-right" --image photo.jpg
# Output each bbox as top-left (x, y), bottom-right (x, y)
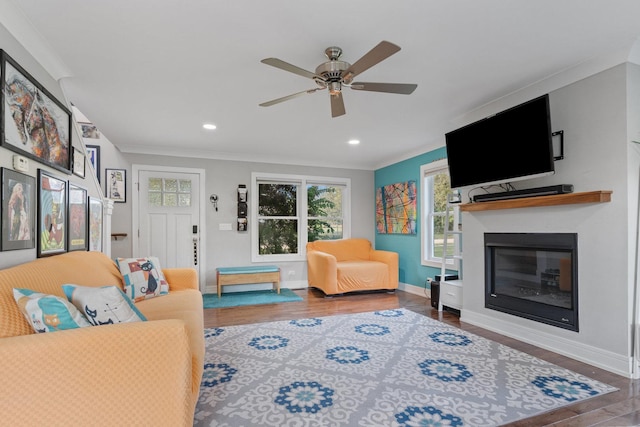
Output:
top-left (306, 238), bottom-right (399, 295)
top-left (0, 251), bottom-right (204, 427)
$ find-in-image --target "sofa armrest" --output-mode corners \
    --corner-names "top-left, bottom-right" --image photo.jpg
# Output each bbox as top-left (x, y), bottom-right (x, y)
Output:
top-left (0, 320), bottom-right (194, 426)
top-left (306, 250), bottom-right (338, 293)
top-left (163, 267), bottom-right (199, 291)
top-left (370, 249), bottom-right (399, 288)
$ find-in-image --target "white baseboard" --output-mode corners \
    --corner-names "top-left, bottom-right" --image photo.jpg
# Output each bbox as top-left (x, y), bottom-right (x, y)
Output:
top-left (399, 282), bottom-right (429, 299)
top-left (462, 310), bottom-right (632, 378)
top-left (206, 281), bottom-right (428, 297)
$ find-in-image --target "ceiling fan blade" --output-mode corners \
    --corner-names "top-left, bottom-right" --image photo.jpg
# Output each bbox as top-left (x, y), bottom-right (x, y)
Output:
top-left (341, 41), bottom-right (401, 82)
top-left (350, 82), bottom-right (417, 95)
top-left (260, 58), bottom-right (324, 80)
top-left (330, 92), bottom-right (346, 117)
top-left (259, 88), bottom-right (322, 107)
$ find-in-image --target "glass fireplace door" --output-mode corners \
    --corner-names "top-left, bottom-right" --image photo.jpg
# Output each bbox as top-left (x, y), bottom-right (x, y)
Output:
top-left (493, 247), bottom-right (573, 309)
top-left (485, 232), bottom-right (578, 331)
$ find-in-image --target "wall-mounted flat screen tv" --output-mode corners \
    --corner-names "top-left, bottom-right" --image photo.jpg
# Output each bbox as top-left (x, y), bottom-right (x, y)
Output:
top-left (445, 94), bottom-right (554, 189)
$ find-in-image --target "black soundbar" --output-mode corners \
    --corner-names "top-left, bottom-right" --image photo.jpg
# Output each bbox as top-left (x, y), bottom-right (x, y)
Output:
top-left (473, 184), bottom-right (574, 202)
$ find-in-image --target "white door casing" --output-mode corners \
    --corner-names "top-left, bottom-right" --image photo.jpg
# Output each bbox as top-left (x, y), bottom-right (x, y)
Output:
top-left (132, 165), bottom-right (206, 291)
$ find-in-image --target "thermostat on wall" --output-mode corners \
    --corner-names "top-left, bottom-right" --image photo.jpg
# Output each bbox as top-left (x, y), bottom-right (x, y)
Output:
top-left (12, 155), bottom-right (29, 173)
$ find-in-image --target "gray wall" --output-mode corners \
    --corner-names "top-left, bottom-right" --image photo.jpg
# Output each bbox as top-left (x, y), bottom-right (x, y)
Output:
top-left (121, 153), bottom-right (375, 291)
top-left (460, 64), bottom-right (636, 376)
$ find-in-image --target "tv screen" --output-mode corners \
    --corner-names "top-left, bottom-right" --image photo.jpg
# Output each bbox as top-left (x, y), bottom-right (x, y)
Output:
top-left (445, 94), bottom-right (554, 189)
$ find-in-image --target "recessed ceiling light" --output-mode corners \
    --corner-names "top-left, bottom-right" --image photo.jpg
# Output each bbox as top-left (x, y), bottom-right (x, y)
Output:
top-left (203, 123), bottom-right (217, 130)
top-left (348, 139), bottom-right (360, 145)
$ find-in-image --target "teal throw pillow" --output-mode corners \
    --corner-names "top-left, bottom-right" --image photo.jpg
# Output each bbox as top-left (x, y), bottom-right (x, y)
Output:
top-left (13, 288), bottom-right (91, 333)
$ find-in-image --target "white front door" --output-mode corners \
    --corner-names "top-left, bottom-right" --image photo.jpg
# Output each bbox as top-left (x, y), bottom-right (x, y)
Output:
top-left (133, 166), bottom-right (205, 290)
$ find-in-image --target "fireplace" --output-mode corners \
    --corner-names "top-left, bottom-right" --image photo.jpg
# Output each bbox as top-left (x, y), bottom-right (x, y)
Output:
top-left (484, 233), bottom-right (578, 331)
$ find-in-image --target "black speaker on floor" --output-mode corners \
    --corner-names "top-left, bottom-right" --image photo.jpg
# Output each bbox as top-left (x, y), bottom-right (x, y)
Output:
top-left (430, 282), bottom-right (440, 308)
top-left (431, 274), bottom-right (458, 309)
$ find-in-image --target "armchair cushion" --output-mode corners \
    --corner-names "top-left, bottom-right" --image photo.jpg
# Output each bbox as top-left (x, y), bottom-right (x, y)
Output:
top-left (336, 261), bottom-right (390, 290)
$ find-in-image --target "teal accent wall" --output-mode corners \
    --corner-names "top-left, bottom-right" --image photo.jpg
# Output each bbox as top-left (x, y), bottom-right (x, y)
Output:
top-left (374, 146), bottom-right (447, 291)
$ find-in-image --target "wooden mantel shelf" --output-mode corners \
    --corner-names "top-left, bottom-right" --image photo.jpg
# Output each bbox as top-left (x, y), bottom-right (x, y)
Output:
top-left (459, 190), bottom-right (612, 212)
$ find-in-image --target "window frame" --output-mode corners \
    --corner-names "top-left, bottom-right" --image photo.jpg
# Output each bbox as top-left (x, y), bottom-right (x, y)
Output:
top-left (251, 172), bottom-right (351, 262)
top-left (420, 159), bottom-right (459, 270)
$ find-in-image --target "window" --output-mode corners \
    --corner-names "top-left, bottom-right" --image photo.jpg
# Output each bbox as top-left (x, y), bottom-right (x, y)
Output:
top-left (420, 159), bottom-right (459, 269)
top-left (147, 177), bottom-right (192, 207)
top-left (252, 173), bottom-right (350, 262)
top-left (307, 183), bottom-right (344, 242)
top-left (257, 182), bottom-right (298, 255)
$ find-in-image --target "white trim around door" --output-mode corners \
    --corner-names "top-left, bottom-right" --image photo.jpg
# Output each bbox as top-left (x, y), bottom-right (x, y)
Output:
top-left (132, 164), bottom-right (206, 292)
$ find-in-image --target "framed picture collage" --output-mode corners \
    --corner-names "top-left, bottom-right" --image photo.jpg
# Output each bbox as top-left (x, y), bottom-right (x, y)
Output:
top-left (0, 49), bottom-right (103, 256)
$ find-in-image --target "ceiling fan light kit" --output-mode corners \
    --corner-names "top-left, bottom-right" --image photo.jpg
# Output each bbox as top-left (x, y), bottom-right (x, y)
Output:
top-left (259, 40), bottom-right (417, 118)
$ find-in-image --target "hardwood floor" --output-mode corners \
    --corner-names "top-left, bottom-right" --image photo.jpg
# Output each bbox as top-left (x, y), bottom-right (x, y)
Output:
top-left (203, 288), bottom-right (640, 426)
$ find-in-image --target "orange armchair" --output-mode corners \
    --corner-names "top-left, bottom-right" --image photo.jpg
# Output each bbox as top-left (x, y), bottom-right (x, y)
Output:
top-left (306, 238), bottom-right (399, 296)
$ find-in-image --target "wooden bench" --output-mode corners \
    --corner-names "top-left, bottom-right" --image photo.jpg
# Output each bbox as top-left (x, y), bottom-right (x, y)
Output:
top-left (216, 265), bottom-right (281, 297)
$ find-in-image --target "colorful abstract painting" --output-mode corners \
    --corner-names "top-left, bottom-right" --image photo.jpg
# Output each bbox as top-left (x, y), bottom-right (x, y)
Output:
top-left (376, 180), bottom-right (417, 234)
top-left (1, 50), bottom-right (72, 174)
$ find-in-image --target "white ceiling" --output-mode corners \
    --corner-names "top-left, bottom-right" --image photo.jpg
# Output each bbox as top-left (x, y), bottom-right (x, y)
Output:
top-left (6, 1), bottom-right (640, 170)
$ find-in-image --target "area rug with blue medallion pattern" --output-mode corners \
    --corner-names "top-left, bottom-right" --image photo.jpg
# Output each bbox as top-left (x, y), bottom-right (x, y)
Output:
top-left (194, 309), bottom-right (616, 426)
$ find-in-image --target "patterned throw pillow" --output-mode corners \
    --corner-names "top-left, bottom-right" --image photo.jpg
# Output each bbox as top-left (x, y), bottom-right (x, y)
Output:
top-left (13, 288), bottom-right (91, 333)
top-left (116, 256), bottom-right (169, 302)
top-left (62, 284), bottom-right (147, 325)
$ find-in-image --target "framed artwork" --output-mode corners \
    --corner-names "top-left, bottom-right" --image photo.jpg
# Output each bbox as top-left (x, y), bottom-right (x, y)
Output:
top-left (80, 123), bottom-right (100, 139)
top-left (88, 197), bottom-right (103, 252)
top-left (1, 168), bottom-right (36, 251)
top-left (376, 180), bottom-right (417, 234)
top-left (72, 147), bottom-right (85, 178)
top-left (105, 168), bottom-right (126, 202)
top-left (85, 145), bottom-right (100, 182)
top-left (0, 50), bottom-right (72, 174)
top-left (37, 169), bottom-right (67, 257)
top-left (68, 183), bottom-right (88, 251)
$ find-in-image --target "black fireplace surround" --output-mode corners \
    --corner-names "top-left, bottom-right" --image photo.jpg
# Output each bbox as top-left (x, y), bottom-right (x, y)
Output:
top-left (485, 233), bottom-right (578, 331)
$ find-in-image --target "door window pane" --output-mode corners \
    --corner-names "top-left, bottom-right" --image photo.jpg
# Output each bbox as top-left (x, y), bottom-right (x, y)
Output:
top-left (149, 178), bottom-right (162, 191)
top-left (148, 177), bottom-right (192, 207)
top-left (178, 194), bottom-right (191, 207)
top-left (148, 192), bottom-right (162, 207)
top-left (164, 193), bottom-right (177, 207)
top-left (164, 179), bottom-right (177, 192)
top-left (179, 180), bottom-right (191, 193)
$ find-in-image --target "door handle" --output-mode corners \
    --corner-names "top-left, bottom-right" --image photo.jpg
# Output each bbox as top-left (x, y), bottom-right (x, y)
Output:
top-left (193, 237), bottom-right (198, 266)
